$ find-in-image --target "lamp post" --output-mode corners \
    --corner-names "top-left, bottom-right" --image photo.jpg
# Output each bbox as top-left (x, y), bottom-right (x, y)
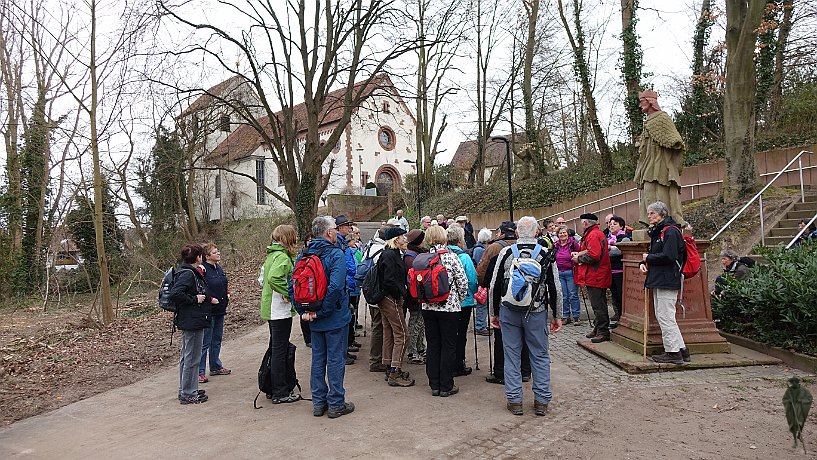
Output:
top-left (490, 135), bottom-right (514, 222)
top-left (403, 159), bottom-right (421, 225)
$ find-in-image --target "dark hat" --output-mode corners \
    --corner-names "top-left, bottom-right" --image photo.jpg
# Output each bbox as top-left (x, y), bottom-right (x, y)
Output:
top-left (383, 226), bottom-right (407, 241)
top-left (405, 229), bottom-right (424, 246)
top-left (497, 221), bottom-right (516, 235)
top-left (334, 214), bottom-right (354, 227)
top-left (579, 213), bottom-right (598, 221)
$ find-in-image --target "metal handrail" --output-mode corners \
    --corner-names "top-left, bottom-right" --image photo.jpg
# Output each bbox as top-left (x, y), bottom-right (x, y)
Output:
top-left (710, 149), bottom-right (813, 243)
top-left (785, 212), bottom-right (817, 249)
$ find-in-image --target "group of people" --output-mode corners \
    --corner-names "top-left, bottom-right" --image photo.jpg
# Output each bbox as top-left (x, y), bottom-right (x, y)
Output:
top-left (169, 200), bottom-right (694, 411)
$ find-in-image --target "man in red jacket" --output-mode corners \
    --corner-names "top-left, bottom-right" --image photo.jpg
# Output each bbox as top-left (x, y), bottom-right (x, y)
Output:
top-left (572, 213), bottom-right (612, 343)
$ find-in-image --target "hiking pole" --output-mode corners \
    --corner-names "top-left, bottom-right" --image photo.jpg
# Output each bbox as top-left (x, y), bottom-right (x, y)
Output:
top-left (363, 303), bottom-right (368, 337)
top-left (487, 314), bottom-right (494, 376)
top-left (579, 285), bottom-right (594, 328)
top-left (472, 306), bottom-right (479, 370)
top-left (643, 287), bottom-right (649, 358)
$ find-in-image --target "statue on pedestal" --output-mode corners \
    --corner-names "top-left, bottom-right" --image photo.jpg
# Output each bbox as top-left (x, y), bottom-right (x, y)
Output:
top-left (633, 89), bottom-right (687, 228)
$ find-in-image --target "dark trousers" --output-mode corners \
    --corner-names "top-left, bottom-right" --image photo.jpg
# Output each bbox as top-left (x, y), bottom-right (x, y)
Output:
top-left (422, 309), bottom-right (458, 392)
top-left (347, 295), bottom-right (359, 346)
top-left (300, 318), bottom-right (311, 346)
top-left (455, 306), bottom-right (473, 368)
top-left (610, 273), bottom-right (623, 319)
top-left (587, 286), bottom-right (610, 336)
top-left (268, 318), bottom-right (293, 398)
top-left (493, 326), bottom-right (530, 379)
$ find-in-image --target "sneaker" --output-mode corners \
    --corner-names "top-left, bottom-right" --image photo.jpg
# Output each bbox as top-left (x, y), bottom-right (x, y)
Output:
top-left (327, 402), bottom-right (355, 419)
top-left (651, 351), bottom-right (684, 365)
top-left (179, 394), bottom-right (208, 405)
top-left (409, 356), bottom-right (426, 364)
top-left (475, 328), bottom-right (491, 336)
top-left (439, 385), bottom-right (459, 397)
top-left (384, 369), bottom-right (411, 381)
top-left (431, 389), bottom-right (440, 397)
top-left (271, 391), bottom-right (301, 404)
top-left (506, 402), bottom-right (523, 415)
top-left (345, 356), bottom-right (356, 365)
top-left (209, 367), bottom-right (231, 376)
top-left (680, 347), bottom-right (691, 363)
top-left (313, 404), bottom-right (328, 417)
top-left (563, 317), bottom-right (572, 325)
top-left (590, 334), bottom-right (610, 343)
top-left (369, 363), bottom-right (388, 372)
top-left (387, 370), bottom-right (415, 387)
top-left (198, 374), bottom-right (209, 384)
top-left (351, 341), bottom-right (363, 348)
top-left (485, 374), bottom-right (504, 385)
top-left (348, 344), bottom-right (360, 353)
top-left (533, 401), bottom-right (548, 416)
top-left (178, 389), bottom-right (205, 401)
top-left (453, 366), bottom-right (472, 377)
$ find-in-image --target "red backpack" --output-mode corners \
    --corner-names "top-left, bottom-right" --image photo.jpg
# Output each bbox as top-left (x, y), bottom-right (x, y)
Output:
top-left (660, 225), bottom-right (701, 279)
top-left (292, 250), bottom-right (328, 311)
top-left (408, 249), bottom-right (451, 303)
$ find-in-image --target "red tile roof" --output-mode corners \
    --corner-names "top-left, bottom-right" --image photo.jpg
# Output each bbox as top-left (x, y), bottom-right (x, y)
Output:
top-left (207, 73), bottom-right (400, 164)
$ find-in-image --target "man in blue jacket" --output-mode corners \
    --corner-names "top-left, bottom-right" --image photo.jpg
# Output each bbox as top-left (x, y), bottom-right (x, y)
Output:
top-left (290, 216), bottom-right (354, 419)
top-left (335, 214), bottom-right (361, 364)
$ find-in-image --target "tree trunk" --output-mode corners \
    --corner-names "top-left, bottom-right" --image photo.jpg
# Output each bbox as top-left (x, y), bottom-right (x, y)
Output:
top-left (723, 0), bottom-right (766, 201)
top-left (293, 171), bottom-right (319, 240)
top-left (89, 0), bottom-right (114, 324)
top-left (523, 0), bottom-right (545, 176)
top-left (769, 0), bottom-right (793, 124)
top-left (620, 0), bottom-right (643, 145)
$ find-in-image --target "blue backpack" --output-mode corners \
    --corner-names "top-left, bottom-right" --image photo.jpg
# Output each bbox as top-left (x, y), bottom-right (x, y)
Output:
top-left (500, 244), bottom-right (544, 313)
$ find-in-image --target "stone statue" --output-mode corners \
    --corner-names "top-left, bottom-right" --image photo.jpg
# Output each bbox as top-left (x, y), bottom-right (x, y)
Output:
top-left (633, 89), bottom-right (687, 227)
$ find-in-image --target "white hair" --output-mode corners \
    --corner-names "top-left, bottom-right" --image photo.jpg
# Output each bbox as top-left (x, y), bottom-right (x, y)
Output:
top-left (516, 216), bottom-right (538, 238)
top-left (478, 228), bottom-right (492, 243)
top-left (647, 201), bottom-right (669, 218)
top-left (447, 223), bottom-right (465, 246)
top-left (311, 215), bottom-right (334, 237)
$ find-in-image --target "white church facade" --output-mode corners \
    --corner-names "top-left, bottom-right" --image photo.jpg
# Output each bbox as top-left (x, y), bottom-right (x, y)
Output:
top-left (178, 74), bottom-right (417, 221)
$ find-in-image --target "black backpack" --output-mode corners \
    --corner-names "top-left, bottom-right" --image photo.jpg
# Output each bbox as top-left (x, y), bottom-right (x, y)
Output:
top-left (158, 267), bottom-right (178, 312)
top-left (362, 256), bottom-right (386, 305)
top-left (738, 256), bottom-right (756, 268)
top-left (254, 342), bottom-right (308, 409)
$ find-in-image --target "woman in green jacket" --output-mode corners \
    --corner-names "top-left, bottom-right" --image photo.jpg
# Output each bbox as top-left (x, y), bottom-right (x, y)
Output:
top-left (259, 224), bottom-right (299, 403)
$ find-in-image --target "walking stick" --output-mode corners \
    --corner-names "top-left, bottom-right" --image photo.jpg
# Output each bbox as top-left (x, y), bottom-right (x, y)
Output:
top-left (643, 287), bottom-right (649, 358)
top-left (363, 303), bottom-right (368, 337)
top-left (579, 285), bottom-right (594, 328)
top-left (488, 314), bottom-right (494, 375)
top-left (472, 306), bottom-right (479, 370)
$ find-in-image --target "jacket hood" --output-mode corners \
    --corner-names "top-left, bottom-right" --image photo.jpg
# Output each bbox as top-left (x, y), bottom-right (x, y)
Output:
top-left (266, 242), bottom-right (289, 254)
top-left (307, 237), bottom-right (336, 253)
top-left (650, 216), bottom-right (680, 236)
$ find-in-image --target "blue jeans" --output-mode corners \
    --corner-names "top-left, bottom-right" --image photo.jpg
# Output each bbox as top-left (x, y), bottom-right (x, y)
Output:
top-left (199, 314), bottom-right (225, 375)
top-left (310, 326), bottom-right (347, 411)
top-left (499, 307), bottom-right (552, 404)
top-left (558, 270), bottom-right (581, 319)
top-left (178, 329), bottom-right (204, 398)
top-left (474, 301), bottom-right (488, 331)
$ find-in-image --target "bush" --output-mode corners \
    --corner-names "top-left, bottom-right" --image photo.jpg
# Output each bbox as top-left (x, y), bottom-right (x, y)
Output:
top-left (712, 242), bottom-right (817, 355)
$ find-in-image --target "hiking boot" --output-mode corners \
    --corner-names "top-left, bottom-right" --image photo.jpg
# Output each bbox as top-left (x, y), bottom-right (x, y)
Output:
top-left (585, 329), bottom-right (598, 338)
top-left (439, 385), bottom-right (459, 397)
top-left (369, 363), bottom-right (388, 372)
top-left (351, 341), bottom-right (362, 348)
top-left (572, 318), bottom-right (582, 326)
top-left (485, 374), bottom-right (504, 385)
top-left (179, 393), bottom-right (208, 405)
top-left (563, 317), bottom-right (572, 325)
top-left (345, 356), bottom-right (356, 365)
top-left (533, 401), bottom-right (548, 416)
top-left (327, 402), bottom-right (355, 419)
top-left (348, 344), bottom-right (360, 353)
top-left (271, 391), bottom-right (301, 404)
top-left (305, 343), bottom-right (312, 348)
top-left (209, 367), bottom-right (231, 376)
top-left (313, 404), bottom-right (328, 417)
top-left (385, 369), bottom-right (410, 381)
top-left (680, 347), bottom-right (691, 363)
top-left (431, 389), bottom-right (440, 397)
top-left (355, 323), bottom-right (363, 330)
top-left (453, 366), bottom-right (472, 377)
top-left (387, 370), bottom-right (415, 387)
top-left (522, 375), bottom-right (531, 383)
top-left (198, 374), bottom-right (209, 384)
top-left (590, 334), bottom-right (610, 343)
top-left (346, 352), bottom-right (357, 360)
top-left (507, 402), bottom-right (523, 415)
top-left (651, 351), bottom-right (684, 365)
top-left (475, 328), bottom-right (491, 336)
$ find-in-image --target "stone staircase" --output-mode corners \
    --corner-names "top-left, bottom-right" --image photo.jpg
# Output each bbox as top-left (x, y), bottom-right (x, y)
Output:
top-left (763, 193), bottom-right (817, 246)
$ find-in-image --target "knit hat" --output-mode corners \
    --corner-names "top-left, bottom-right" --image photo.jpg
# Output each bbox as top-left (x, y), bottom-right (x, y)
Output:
top-left (383, 227), bottom-right (407, 241)
top-left (405, 229), bottom-right (424, 246)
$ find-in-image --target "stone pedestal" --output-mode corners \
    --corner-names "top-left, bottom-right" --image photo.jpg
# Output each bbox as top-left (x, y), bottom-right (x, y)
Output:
top-left (612, 240), bottom-right (730, 356)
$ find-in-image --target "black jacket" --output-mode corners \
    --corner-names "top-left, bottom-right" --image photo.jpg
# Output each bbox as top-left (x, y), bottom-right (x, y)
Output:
top-left (644, 217), bottom-right (684, 290)
top-left (202, 261), bottom-right (228, 316)
top-left (171, 263), bottom-right (212, 330)
top-left (378, 247), bottom-right (408, 300)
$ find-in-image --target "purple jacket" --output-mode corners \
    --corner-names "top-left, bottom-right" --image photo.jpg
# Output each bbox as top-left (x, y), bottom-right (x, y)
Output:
top-left (554, 237), bottom-right (580, 272)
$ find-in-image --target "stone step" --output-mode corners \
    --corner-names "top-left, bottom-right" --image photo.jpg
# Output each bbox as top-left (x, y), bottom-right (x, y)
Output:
top-left (763, 235), bottom-right (797, 246)
top-left (778, 218), bottom-right (807, 228)
top-left (769, 227), bottom-right (800, 237)
top-left (786, 209), bottom-right (817, 220)
top-left (791, 201), bottom-right (817, 212)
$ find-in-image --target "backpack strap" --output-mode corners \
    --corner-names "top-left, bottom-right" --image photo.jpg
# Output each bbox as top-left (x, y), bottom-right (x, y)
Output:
top-left (510, 244), bottom-right (520, 259)
top-left (497, 239), bottom-right (511, 248)
top-left (530, 244), bottom-right (543, 260)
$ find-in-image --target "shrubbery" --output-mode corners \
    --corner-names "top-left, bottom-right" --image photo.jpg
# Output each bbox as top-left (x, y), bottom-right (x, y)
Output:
top-left (712, 242), bottom-right (817, 355)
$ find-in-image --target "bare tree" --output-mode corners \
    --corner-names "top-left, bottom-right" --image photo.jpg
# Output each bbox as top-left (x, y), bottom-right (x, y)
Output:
top-left (556, 0), bottom-right (613, 169)
top-left (723, 0), bottom-right (765, 201)
top-left (159, 0), bottom-right (425, 237)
